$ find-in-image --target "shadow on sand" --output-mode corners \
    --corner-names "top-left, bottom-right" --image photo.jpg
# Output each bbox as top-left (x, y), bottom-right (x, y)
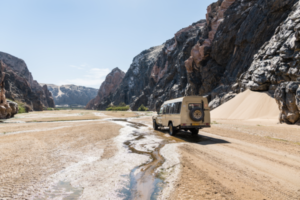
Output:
top-left (157, 128), bottom-right (230, 145)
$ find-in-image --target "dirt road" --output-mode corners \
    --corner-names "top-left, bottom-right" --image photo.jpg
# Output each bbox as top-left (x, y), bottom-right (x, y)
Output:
top-left (0, 111), bottom-right (299, 199)
top-left (133, 118), bottom-right (300, 200)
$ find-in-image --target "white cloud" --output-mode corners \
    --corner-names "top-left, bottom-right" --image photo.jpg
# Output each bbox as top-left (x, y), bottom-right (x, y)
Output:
top-left (59, 67), bottom-right (111, 88)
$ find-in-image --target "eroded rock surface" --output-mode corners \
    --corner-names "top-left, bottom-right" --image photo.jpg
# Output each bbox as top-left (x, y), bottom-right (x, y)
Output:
top-left (86, 68), bottom-right (125, 109)
top-left (238, 1), bottom-right (300, 123)
top-left (275, 82), bottom-right (300, 124)
top-left (94, 0), bottom-right (300, 124)
top-left (0, 52), bottom-right (55, 111)
top-left (45, 84), bottom-right (98, 107)
top-left (0, 61), bottom-right (18, 119)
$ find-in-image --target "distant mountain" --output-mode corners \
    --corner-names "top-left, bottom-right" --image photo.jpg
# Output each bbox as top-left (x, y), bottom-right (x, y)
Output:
top-left (43, 84), bottom-right (98, 106)
top-left (86, 67), bottom-right (125, 110)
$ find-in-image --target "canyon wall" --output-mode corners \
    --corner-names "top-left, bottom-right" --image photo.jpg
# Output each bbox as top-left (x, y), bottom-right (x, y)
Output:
top-left (86, 67), bottom-right (125, 109)
top-left (96, 0), bottom-right (300, 124)
top-left (45, 84), bottom-right (98, 107)
top-left (0, 61), bottom-right (18, 119)
top-left (0, 52), bottom-right (55, 111)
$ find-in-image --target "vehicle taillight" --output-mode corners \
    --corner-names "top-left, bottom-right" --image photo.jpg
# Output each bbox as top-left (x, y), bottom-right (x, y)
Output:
top-left (182, 123), bottom-right (186, 126)
top-left (206, 123), bottom-right (210, 126)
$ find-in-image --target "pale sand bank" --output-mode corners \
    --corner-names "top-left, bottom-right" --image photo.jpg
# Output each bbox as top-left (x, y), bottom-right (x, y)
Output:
top-left (211, 90), bottom-right (280, 121)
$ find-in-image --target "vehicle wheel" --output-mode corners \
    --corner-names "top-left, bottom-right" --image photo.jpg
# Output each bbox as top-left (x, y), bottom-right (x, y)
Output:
top-left (189, 107), bottom-right (204, 122)
top-left (190, 129), bottom-right (199, 135)
top-left (153, 120), bottom-right (158, 130)
top-left (169, 122), bottom-right (177, 136)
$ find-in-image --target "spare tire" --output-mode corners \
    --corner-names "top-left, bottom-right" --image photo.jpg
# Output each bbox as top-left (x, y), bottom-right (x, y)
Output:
top-left (189, 107), bottom-right (204, 122)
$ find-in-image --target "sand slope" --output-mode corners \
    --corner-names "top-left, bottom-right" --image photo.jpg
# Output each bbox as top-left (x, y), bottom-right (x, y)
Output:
top-left (211, 90), bottom-right (280, 120)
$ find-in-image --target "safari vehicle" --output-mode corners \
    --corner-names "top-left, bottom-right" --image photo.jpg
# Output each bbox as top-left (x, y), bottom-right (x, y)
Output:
top-left (152, 96), bottom-right (211, 135)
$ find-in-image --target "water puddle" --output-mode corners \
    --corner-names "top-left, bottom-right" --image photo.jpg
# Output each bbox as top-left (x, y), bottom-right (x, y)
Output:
top-left (111, 119), bottom-right (230, 199)
top-left (111, 119), bottom-right (168, 200)
top-left (36, 181), bottom-right (83, 200)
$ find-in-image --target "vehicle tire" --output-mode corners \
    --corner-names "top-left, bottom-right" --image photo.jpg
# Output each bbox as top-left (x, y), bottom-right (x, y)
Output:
top-left (153, 120), bottom-right (158, 130)
top-left (189, 107), bottom-right (204, 122)
top-left (190, 129), bottom-right (199, 135)
top-left (169, 122), bottom-right (177, 136)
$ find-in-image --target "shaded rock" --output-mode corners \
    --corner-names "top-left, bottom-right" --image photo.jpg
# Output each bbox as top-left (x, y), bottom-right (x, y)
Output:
top-left (275, 82), bottom-right (300, 124)
top-left (86, 68), bottom-right (125, 110)
top-left (42, 85), bottom-right (55, 108)
top-left (6, 100), bottom-right (18, 117)
top-left (95, 0), bottom-right (299, 122)
top-left (0, 52), bottom-right (55, 110)
top-left (0, 61), bottom-right (18, 119)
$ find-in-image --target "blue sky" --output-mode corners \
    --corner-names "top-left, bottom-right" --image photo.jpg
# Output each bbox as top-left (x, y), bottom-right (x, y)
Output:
top-left (1, 0), bottom-right (215, 88)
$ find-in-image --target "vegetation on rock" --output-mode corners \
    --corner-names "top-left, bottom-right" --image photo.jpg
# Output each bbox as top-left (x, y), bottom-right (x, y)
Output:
top-left (138, 104), bottom-right (148, 111)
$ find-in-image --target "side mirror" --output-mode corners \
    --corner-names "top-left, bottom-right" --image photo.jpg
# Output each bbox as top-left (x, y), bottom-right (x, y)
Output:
top-left (157, 111), bottom-right (159, 114)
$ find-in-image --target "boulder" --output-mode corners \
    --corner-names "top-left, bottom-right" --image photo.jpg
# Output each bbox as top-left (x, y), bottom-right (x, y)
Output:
top-left (7, 100), bottom-right (18, 117)
top-left (275, 82), bottom-right (300, 124)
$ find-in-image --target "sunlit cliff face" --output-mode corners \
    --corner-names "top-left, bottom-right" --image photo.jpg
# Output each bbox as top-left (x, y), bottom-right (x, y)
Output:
top-left (185, 0), bottom-right (236, 73)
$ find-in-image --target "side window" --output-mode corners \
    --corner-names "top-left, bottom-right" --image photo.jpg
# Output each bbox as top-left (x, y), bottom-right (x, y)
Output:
top-left (170, 103), bottom-right (174, 114)
top-left (173, 103), bottom-right (177, 114)
top-left (166, 104), bottom-right (170, 114)
top-left (159, 106), bottom-right (164, 114)
top-left (175, 102), bottom-right (181, 114)
top-left (163, 105), bottom-right (167, 114)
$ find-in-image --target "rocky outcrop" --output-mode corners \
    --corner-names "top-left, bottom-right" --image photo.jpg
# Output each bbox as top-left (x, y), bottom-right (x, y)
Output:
top-left (237, 1), bottom-right (300, 124)
top-left (45, 84), bottom-right (98, 107)
top-left (275, 81), bottom-right (300, 124)
top-left (96, 0), bottom-right (300, 125)
top-left (0, 52), bottom-right (55, 110)
top-left (97, 20), bottom-right (206, 110)
top-left (0, 61), bottom-right (18, 119)
top-left (86, 68), bottom-right (125, 109)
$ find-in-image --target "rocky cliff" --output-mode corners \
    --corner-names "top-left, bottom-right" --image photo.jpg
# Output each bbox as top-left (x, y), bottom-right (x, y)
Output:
top-left (86, 68), bottom-right (125, 109)
top-left (0, 52), bottom-right (55, 111)
top-left (97, 0), bottom-right (300, 124)
top-left (0, 61), bottom-right (18, 119)
top-left (45, 84), bottom-right (98, 107)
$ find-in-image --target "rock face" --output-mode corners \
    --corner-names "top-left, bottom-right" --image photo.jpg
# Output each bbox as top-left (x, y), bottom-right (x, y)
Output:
top-left (237, 1), bottom-right (300, 124)
top-left (0, 52), bottom-right (55, 111)
top-left (0, 61), bottom-right (18, 119)
top-left (275, 82), bottom-right (300, 124)
top-left (86, 68), bottom-right (125, 109)
top-left (95, 0), bottom-right (300, 124)
top-left (97, 21), bottom-right (206, 110)
top-left (45, 84), bottom-right (98, 107)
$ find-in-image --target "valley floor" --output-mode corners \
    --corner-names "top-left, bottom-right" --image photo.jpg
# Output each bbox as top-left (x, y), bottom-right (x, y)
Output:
top-left (0, 111), bottom-right (299, 199)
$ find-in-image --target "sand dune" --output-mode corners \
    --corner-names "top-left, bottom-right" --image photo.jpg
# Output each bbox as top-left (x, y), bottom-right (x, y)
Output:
top-left (211, 90), bottom-right (280, 120)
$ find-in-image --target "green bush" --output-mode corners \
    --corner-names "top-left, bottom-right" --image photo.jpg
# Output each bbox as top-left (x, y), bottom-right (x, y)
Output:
top-left (119, 102), bottom-right (126, 107)
top-left (15, 101), bottom-right (27, 114)
top-left (18, 104), bottom-right (26, 114)
top-left (138, 104), bottom-right (148, 111)
top-left (106, 106), bottom-right (130, 111)
top-left (7, 99), bottom-right (27, 114)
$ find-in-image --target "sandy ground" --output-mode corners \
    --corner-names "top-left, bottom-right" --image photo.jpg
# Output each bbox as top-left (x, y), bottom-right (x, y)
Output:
top-left (1, 105), bottom-right (300, 200)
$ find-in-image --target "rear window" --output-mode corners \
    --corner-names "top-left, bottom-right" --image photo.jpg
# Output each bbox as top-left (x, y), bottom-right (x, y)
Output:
top-left (188, 103), bottom-right (202, 110)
